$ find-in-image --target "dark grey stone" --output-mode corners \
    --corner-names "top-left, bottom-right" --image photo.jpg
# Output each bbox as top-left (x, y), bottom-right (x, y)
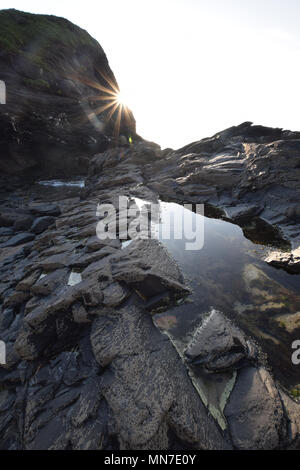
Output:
top-left (31, 217), bottom-right (56, 234)
top-left (1, 233), bottom-right (35, 247)
top-left (184, 310), bottom-right (258, 372)
top-left (224, 367), bottom-right (285, 449)
top-left (30, 204), bottom-right (61, 217)
top-left (13, 215), bottom-right (34, 231)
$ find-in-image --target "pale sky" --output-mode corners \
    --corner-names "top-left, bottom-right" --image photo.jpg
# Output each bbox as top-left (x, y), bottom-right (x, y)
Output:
top-left (2, 0), bottom-right (300, 148)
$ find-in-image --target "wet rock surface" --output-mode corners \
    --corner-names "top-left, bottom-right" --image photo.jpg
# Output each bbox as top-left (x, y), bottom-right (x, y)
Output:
top-left (0, 173), bottom-right (230, 450)
top-left (265, 247), bottom-right (300, 274)
top-left (146, 122), bottom-right (300, 262)
top-left (224, 366), bottom-right (286, 450)
top-left (184, 310), bottom-right (258, 373)
top-left (0, 133), bottom-right (299, 450)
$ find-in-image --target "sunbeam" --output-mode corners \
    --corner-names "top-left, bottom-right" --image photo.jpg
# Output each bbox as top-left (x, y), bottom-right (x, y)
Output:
top-left (70, 70), bottom-right (132, 140)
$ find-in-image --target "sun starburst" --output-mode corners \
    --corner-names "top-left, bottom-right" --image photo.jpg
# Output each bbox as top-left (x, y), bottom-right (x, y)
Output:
top-left (69, 68), bottom-right (132, 141)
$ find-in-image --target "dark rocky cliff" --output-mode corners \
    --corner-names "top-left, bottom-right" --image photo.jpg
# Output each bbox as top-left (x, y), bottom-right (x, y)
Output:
top-left (0, 9), bottom-right (136, 178)
top-left (0, 10), bottom-right (299, 451)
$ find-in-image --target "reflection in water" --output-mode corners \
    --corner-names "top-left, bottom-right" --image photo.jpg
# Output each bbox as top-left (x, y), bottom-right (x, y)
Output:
top-left (25, 179), bottom-right (85, 203)
top-left (38, 180), bottom-right (85, 188)
top-left (68, 271), bottom-right (82, 286)
top-left (145, 200), bottom-right (300, 390)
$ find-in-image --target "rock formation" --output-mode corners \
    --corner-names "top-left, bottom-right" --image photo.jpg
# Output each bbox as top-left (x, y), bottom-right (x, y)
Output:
top-left (0, 9), bottom-right (136, 178)
top-left (147, 122), bottom-right (300, 262)
top-left (0, 9), bottom-right (299, 450)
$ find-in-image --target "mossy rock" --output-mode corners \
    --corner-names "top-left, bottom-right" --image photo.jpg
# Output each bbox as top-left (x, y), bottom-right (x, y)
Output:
top-left (290, 388), bottom-right (300, 398)
top-left (0, 9), bottom-right (99, 57)
top-left (22, 78), bottom-right (50, 91)
top-left (0, 9), bottom-right (108, 97)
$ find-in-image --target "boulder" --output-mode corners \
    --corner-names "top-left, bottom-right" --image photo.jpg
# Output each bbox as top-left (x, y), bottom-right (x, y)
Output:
top-left (31, 217), bottom-right (56, 235)
top-left (111, 238), bottom-right (189, 301)
top-left (184, 310), bottom-right (258, 372)
top-left (13, 216), bottom-right (34, 231)
top-left (72, 302), bottom-right (90, 324)
top-left (224, 367), bottom-right (285, 449)
top-left (90, 305), bottom-right (228, 449)
top-left (265, 247), bottom-right (300, 274)
top-left (30, 204), bottom-right (61, 217)
top-left (102, 282), bottom-right (129, 307)
top-left (30, 268), bottom-right (69, 295)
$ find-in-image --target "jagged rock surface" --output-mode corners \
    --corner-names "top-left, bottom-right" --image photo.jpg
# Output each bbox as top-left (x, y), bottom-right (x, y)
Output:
top-left (184, 310), bottom-right (259, 373)
top-left (146, 122), bottom-right (300, 261)
top-left (265, 247), bottom-right (300, 273)
top-left (0, 138), bottom-right (299, 450)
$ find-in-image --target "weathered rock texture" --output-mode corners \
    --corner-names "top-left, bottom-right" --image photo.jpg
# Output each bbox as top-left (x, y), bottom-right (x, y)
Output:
top-left (0, 137), bottom-right (299, 450)
top-left (0, 9), bottom-right (136, 178)
top-left (146, 122), bottom-right (300, 256)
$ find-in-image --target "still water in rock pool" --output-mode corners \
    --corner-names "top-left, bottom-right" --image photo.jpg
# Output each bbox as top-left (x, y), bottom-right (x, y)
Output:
top-left (38, 180), bottom-right (85, 188)
top-left (133, 200), bottom-right (300, 391)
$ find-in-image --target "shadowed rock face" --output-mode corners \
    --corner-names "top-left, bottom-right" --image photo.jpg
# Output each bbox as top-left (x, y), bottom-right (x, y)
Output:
top-left (0, 9), bottom-right (136, 178)
top-left (184, 310), bottom-right (258, 373)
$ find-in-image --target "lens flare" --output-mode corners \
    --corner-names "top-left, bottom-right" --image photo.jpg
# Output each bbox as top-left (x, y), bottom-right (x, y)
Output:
top-left (69, 68), bottom-right (131, 139)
